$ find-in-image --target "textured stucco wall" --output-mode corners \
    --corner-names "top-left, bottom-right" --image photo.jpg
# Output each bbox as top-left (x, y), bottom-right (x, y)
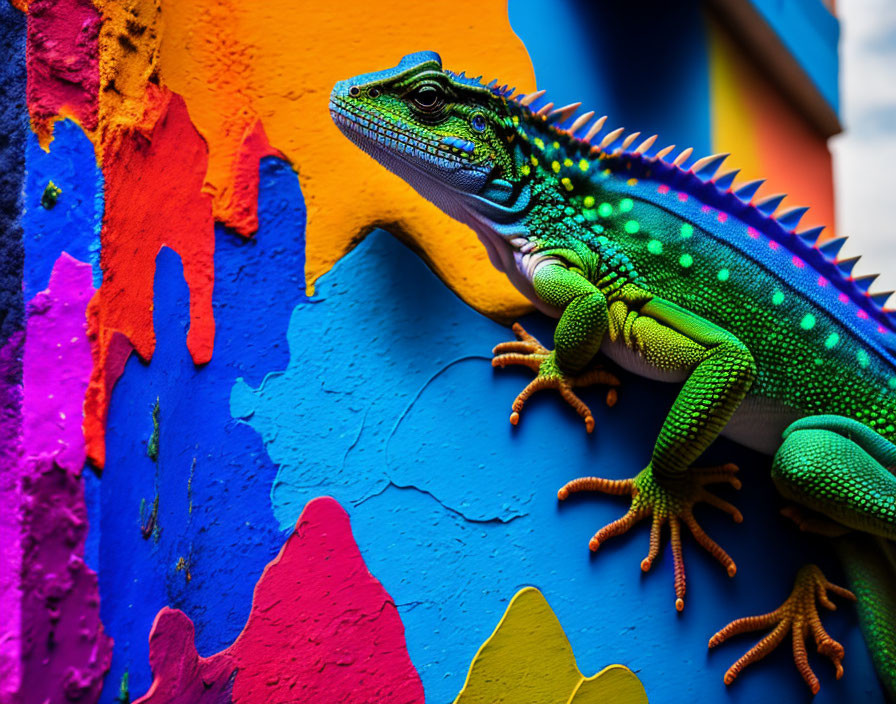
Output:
top-left (4, 1), bottom-right (881, 703)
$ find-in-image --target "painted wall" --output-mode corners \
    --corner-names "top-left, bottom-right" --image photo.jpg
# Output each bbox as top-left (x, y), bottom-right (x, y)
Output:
top-left (3, 1), bottom-right (881, 703)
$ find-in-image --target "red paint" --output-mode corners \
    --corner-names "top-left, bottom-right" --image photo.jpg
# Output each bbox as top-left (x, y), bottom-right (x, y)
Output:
top-left (221, 120), bottom-right (285, 237)
top-left (135, 497), bottom-right (424, 704)
top-left (84, 87), bottom-right (216, 467)
top-left (25, 0), bottom-right (100, 141)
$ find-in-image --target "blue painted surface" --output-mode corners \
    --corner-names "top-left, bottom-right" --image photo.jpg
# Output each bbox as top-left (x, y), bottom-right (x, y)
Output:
top-left (509, 0), bottom-right (712, 163)
top-left (231, 227), bottom-right (882, 704)
top-left (23, 119), bottom-right (102, 298)
top-left (92, 157), bottom-right (304, 701)
top-left (0, 0), bottom-right (26, 346)
top-left (747, 0), bottom-right (840, 115)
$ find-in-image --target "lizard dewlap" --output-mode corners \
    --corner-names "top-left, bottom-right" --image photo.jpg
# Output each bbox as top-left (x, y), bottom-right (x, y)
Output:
top-left (331, 51), bottom-right (896, 698)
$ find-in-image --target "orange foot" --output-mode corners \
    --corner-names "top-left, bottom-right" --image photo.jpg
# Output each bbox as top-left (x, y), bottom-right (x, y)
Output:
top-left (491, 322), bottom-right (619, 433)
top-left (558, 463), bottom-right (742, 611)
top-left (709, 563), bottom-right (856, 694)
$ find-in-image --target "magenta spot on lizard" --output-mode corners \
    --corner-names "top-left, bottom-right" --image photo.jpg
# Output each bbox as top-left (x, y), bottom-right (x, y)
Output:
top-left (747, 226), bottom-right (759, 239)
top-left (701, 204), bottom-right (712, 214)
top-left (768, 240), bottom-right (779, 251)
top-left (677, 192), bottom-right (688, 202)
top-left (792, 256), bottom-right (804, 268)
top-left (717, 212), bottom-right (728, 223)
top-left (817, 276), bottom-right (828, 287)
top-left (878, 325), bottom-right (887, 334)
top-left (858, 309), bottom-right (869, 320)
top-left (839, 292), bottom-right (850, 303)
top-left (657, 184), bottom-right (670, 194)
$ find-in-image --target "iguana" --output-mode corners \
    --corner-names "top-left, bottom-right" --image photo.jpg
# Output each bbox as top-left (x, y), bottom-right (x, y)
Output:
top-left (330, 51), bottom-right (896, 697)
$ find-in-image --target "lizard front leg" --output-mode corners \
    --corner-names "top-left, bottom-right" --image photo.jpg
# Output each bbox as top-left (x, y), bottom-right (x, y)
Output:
top-left (559, 296), bottom-right (757, 610)
top-left (492, 263), bottom-right (620, 432)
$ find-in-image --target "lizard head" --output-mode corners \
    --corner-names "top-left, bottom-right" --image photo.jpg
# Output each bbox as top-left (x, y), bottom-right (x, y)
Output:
top-left (330, 52), bottom-right (527, 227)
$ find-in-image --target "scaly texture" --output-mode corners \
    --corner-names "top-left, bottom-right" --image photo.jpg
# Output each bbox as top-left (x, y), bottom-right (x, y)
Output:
top-left (331, 52), bottom-right (896, 696)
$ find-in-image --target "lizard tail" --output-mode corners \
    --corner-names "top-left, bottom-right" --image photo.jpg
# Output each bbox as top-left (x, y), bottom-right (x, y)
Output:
top-left (834, 533), bottom-right (896, 701)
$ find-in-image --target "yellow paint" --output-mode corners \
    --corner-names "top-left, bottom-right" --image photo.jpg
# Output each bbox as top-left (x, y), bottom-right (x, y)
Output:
top-left (707, 16), bottom-right (762, 190)
top-left (92, 0), bottom-right (538, 318)
top-left (453, 587), bottom-right (647, 704)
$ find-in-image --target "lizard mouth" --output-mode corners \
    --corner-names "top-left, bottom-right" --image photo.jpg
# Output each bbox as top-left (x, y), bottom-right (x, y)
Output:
top-left (329, 97), bottom-right (489, 177)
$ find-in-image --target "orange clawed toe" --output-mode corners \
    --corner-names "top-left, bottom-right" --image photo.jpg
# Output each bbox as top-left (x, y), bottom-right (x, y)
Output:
top-left (558, 464), bottom-right (742, 611)
top-left (492, 322), bottom-right (619, 433)
top-left (709, 564), bottom-right (856, 694)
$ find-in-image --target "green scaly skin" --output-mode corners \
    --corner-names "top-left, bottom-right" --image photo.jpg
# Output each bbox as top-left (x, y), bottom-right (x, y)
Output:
top-left (330, 52), bottom-right (896, 696)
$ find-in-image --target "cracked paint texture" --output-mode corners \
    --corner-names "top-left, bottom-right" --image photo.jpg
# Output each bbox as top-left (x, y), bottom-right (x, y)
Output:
top-left (229, 227), bottom-right (880, 704)
top-left (134, 497), bottom-right (424, 704)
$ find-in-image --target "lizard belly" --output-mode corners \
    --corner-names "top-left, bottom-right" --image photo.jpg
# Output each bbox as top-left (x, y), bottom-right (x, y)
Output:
top-left (600, 338), bottom-right (799, 455)
top-left (720, 395), bottom-right (802, 455)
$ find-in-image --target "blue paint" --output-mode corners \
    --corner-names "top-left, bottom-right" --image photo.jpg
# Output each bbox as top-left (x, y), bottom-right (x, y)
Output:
top-left (508, 0), bottom-right (712, 162)
top-left (92, 157), bottom-right (304, 702)
top-left (232, 228), bottom-right (882, 704)
top-left (747, 0), bottom-right (839, 116)
top-left (0, 0), bottom-right (26, 346)
top-left (23, 119), bottom-right (102, 299)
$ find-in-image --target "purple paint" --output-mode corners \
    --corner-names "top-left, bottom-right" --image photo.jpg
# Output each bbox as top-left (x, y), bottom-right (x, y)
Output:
top-left (6, 254), bottom-right (113, 703)
top-left (0, 331), bottom-right (24, 701)
top-left (24, 253), bottom-right (93, 471)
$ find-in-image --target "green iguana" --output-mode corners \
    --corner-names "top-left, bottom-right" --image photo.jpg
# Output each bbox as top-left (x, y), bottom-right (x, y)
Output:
top-left (330, 51), bottom-right (896, 697)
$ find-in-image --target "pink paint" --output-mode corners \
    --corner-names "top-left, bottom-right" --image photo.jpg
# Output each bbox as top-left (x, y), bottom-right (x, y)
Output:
top-left (677, 192), bottom-right (688, 202)
top-left (792, 256), bottom-right (804, 268)
top-left (768, 240), bottom-right (779, 251)
top-left (717, 212), bottom-right (728, 223)
top-left (701, 204), bottom-right (711, 214)
top-left (26, 0), bottom-right (100, 138)
top-left (839, 293), bottom-right (850, 303)
top-left (818, 276), bottom-right (828, 287)
top-left (9, 255), bottom-right (113, 703)
top-left (747, 226), bottom-right (759, 239)
top-left (136, 497), bottom-right (424, 704)
top-left (657, 184), bottom-right (670, 194)
top-left (878, 325), bottom-right (887, 334)
top-left (858, 309), bottom-right (869, 320)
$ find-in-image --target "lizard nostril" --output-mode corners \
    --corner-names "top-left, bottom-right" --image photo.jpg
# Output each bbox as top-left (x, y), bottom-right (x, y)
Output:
top-left (349, 86), bottom-right (361, 97)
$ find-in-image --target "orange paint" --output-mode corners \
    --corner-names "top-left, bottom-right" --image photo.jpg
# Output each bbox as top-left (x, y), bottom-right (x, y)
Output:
top-left (154, 0), bottom-right (536, 317)
top-left (708, 19), bottom-right (835, 239)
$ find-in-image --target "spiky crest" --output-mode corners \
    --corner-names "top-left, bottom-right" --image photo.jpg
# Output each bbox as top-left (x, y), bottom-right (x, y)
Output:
top-left (443, 73), bottom-right (893, 335)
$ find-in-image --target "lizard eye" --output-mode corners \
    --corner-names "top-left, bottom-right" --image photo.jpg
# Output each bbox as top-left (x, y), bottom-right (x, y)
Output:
top-left (471, 114), bottom-right (487, 132)
top-left (409, 84), bottom-right (444, 112)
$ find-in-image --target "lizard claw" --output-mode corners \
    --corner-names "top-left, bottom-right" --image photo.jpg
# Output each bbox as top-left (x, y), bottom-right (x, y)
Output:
top-left (709, 564), bottom-right (856, 694)
top-left (558, 463), bottom-right (742, 610)
top-left (492, 322), bottom-right (619, 433)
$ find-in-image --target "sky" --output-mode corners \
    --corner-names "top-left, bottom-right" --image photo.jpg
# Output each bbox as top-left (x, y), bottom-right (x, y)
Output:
top-left (830, 0), bottom-right (896, 299)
